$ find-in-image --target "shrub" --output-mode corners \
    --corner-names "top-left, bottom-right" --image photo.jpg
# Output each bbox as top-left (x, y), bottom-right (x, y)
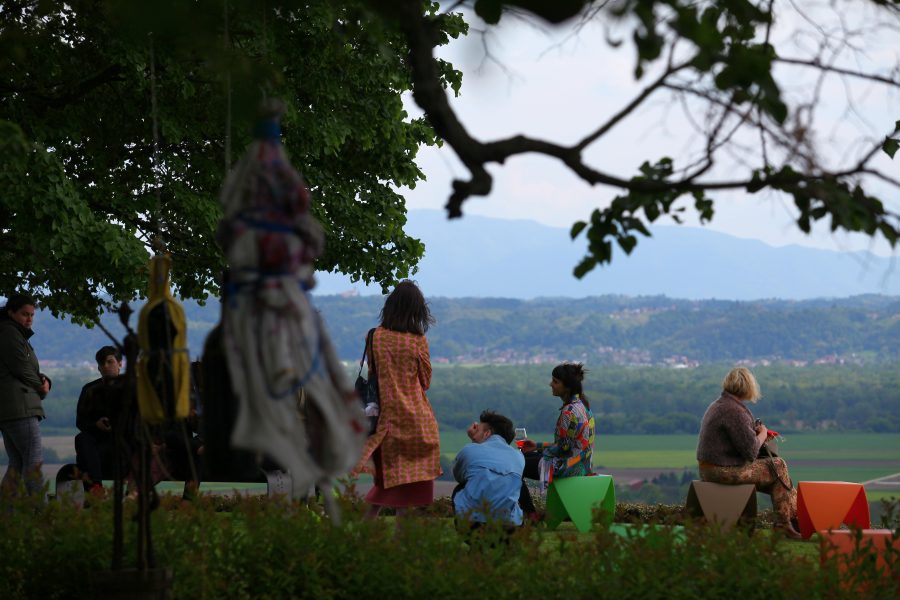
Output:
top-left (0, 492), bottom-right (896, 599)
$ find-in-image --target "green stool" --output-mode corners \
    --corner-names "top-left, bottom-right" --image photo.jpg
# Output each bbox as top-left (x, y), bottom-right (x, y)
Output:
top-left (545, 475), bottom-right (616, 533)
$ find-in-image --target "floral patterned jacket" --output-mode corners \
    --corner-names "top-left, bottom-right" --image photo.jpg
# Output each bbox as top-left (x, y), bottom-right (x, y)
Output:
top-left (536, 397), bottom-right (595, 479)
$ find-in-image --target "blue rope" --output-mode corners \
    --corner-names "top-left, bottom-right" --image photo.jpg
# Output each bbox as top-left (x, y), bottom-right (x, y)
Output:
top-left (236, 212), bottom-right (296, 234)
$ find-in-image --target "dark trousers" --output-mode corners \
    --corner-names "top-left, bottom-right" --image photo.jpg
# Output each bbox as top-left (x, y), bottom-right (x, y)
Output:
top-left (518, 451), bottom-right (542, 515)
top-left (74, 431), bottom-right (115, 488)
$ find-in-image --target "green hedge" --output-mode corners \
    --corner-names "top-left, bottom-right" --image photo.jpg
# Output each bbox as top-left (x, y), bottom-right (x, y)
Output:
top-left (0, 492), bottom-right (897, 599)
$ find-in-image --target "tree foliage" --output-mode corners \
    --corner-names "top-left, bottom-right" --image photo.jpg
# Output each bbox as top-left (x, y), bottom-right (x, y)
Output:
top-left (3, 0), bottom-right (898, 321)
top-left (0, 0), bottom-right (465, 322)
top-left (371, 0), bottom-right (900, 277)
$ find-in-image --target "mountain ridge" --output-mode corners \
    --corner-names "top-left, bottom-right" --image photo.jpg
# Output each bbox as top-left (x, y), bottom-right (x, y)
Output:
top-left (313, 210), bottom-right (900, 300)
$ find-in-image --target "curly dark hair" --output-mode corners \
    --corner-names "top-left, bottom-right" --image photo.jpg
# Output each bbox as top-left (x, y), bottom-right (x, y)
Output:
top-left (1, 292), bottom-right (37, 320)
top-left (552, 362), bottom-right (589, 407)
top-left (479, 410), bottom-right (515, 444)
top-left (379, 280), bottom-right (435, 335)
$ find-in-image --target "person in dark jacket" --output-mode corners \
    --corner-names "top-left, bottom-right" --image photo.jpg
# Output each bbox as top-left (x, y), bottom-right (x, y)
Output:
top-left (696, 366), bottom-right (800, 539)
top-left (0, 293), bottom-right (50, 498)
top-left (74, 346), bottom-right (125, 493)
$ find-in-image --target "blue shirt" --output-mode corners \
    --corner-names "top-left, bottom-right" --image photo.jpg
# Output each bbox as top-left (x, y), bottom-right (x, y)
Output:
top-left (452, 434), bottom-right (525, 525)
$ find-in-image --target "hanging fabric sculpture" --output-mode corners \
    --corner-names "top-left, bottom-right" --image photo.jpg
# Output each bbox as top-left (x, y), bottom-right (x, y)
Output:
top-left (217, 99), bottom-right (367, 509)
top-left (137, 254), bottom-right (191, 424)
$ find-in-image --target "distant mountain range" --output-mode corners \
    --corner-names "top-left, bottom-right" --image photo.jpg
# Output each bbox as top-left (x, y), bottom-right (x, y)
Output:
top-left (313, 210), bottom-right (900, 300)
top-left (23, 209), bottom-right (900, 365)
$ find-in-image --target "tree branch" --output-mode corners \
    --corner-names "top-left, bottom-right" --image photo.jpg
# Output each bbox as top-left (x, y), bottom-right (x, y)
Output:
top-left (0, 64), bottom-right (125, 109)
top-left (775, 56), bottom-right (900, 88)
top-left (575, 58), bottom-right (693, 152)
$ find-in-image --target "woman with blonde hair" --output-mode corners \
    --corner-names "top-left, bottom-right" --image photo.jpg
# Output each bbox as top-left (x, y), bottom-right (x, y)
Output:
top-left (353, 280), bottom-right (440, 517)
top-left (696, 367), bottom-right (800, 538)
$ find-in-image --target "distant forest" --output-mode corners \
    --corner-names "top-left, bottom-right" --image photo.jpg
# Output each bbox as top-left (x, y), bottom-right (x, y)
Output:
top-left (318, 294), bottom-right (900, 365)
top-left (38, 362), bottom-right (900, 435)
top-left (425, 363), bottom-right (900, 434)
top-left (33, 294), bottom-right (900, 367)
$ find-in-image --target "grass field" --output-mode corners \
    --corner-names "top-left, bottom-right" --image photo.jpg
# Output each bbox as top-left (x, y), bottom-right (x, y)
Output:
top-left (33, 431), bottom-right (900, 488)
top-left (440, 431), bottom-right (900, 484)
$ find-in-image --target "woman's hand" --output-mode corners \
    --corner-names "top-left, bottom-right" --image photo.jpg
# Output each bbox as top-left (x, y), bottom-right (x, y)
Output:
top-left (755, 423), bottom-right (768, 442)
top-left (519, 440), bottom-right (537, 453)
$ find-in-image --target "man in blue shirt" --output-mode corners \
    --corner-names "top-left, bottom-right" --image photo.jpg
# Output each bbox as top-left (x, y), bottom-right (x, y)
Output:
top-left (452, 411), bottom-right (525, 527)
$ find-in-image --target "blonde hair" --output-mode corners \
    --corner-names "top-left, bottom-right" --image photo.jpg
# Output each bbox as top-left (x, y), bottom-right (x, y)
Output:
top-left (722, 367), bottom-right (761, 402)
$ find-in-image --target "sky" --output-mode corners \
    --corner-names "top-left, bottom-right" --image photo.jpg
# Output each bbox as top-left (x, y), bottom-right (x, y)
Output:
top-left (397, 2), bottom-right (900, 258)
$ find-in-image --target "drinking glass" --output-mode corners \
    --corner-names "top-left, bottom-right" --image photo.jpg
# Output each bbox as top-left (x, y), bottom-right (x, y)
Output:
top-left (514, 427), bottom-right (527, 448)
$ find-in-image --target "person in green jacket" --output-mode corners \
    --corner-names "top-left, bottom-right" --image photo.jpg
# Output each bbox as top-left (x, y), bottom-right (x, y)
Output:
top-left (0, 293), bottom-right (50, 498)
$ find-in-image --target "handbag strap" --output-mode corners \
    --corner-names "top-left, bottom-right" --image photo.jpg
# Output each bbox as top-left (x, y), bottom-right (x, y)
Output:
top-left (760, 443), bottom-right (792, 490)
top-left (356, 328), bottom-right (377, 378)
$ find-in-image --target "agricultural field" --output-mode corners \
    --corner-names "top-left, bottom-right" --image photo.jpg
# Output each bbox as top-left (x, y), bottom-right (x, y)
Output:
top-left (444, 431), bottom-right (900, 472)
top-left (40, 431), bottom-right (897, 479)
top-left (21, 432), bottom-right (900, 504)
top-left (442, 431), bottom-right (900, 496)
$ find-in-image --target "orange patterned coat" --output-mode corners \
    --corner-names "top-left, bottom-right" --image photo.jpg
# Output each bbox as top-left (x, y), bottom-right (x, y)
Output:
top-left (353, 327), bottom-right (441, 488)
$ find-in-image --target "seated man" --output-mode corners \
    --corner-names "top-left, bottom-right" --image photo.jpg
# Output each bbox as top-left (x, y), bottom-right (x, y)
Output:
top-left (74, 346), bottom-right (125, 493)
top-left (452, 410), bottom-right (525, 528)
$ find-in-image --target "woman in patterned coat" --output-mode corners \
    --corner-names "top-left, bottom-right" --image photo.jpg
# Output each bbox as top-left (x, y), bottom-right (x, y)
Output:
top-left (354, 280), bottom-right (440, 517)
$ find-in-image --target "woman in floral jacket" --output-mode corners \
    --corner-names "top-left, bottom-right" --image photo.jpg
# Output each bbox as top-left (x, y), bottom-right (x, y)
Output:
top-left (519, 362), bottom-right (595, 517)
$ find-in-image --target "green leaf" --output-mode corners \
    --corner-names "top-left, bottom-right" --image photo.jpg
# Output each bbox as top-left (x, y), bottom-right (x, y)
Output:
top-left (883, 137), bottom-right (899, 159)
top-left (573, 256), bottom-right (597, 279)
top-left (570, 221), bottom-right (587, 239)
top-left (474, 0), bottom-right (503, 24)
top-left (618, 235), bottom-right (638, 255)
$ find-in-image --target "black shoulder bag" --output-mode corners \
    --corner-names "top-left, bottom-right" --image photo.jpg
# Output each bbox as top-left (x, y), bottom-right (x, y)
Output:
top-left (354, 328), bottom-right (379, 435)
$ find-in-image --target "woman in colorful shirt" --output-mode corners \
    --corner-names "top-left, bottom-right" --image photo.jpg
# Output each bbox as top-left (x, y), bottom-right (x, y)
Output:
top-left (518, 362), bottom-right (595, 517)
top-left (353, 280), bottom-right (441, 518)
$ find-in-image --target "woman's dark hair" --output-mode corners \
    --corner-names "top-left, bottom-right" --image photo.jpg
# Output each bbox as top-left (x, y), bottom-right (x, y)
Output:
top-left (379, 280), bottom-right (435, 335)
top-left (552, 362), bottom-right (589, 407)
top-left (2, 292), bottom-right (37, 320)
top-left (479, 410), bottom-right (515, 444)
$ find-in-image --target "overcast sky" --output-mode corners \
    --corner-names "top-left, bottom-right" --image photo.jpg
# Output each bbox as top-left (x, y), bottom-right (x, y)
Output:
top-left (398, 2), bottom-right (900, 258)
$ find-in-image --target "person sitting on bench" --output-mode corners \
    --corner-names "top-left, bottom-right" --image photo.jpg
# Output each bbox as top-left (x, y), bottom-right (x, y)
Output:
top-left (74, 346), bottom-right (126, 494)
top-left (452, 411), bottom-right (525, 528)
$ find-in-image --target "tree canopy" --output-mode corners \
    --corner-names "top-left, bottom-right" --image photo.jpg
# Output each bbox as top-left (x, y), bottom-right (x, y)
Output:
top-left (373, 0), bottom-right (900, 276)
top-left (2, 0), bottom-right (898, 322)
top-left (0, 0), bottom-right (465, 322)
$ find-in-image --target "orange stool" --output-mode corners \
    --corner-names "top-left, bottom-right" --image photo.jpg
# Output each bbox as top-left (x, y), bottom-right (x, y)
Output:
top-left (796, 481), bottom-right (870, 539)
top-left (819, 529), bottom-right (899, 590)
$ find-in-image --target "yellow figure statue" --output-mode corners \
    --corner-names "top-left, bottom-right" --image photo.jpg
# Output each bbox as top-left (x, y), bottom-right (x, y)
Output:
top-left (137, 254), bottom-right (189, 423)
